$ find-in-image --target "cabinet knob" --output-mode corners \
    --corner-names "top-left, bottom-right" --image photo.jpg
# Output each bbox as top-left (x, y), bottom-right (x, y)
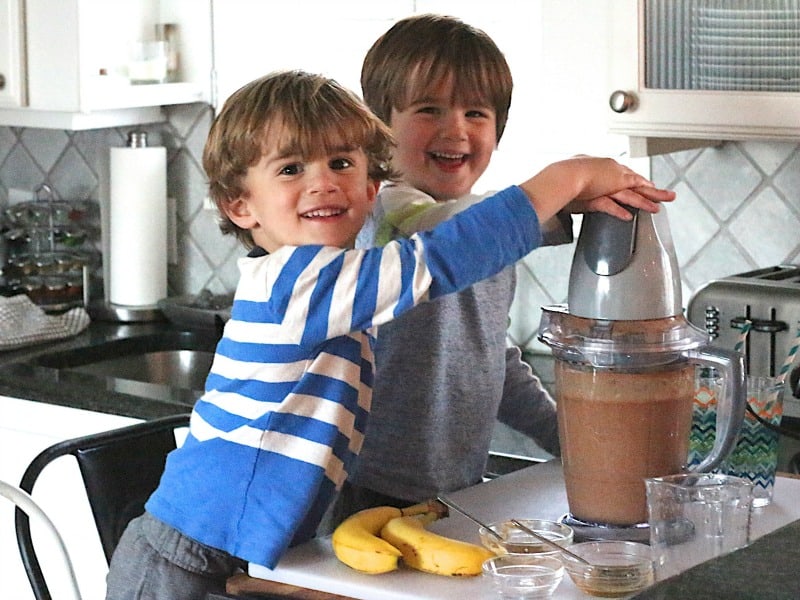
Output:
top-left (609, 90), bottom-right (636, 113)
top-left (0, 73), bottom-right (5, 91)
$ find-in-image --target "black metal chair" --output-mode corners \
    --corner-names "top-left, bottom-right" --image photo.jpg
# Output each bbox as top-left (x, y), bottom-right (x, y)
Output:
top-left (15, 413), bottom-right (190, 600)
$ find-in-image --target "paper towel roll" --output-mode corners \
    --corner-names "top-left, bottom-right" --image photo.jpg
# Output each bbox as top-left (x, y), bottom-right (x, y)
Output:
top-left (109, 144), bottom-right (167, 306)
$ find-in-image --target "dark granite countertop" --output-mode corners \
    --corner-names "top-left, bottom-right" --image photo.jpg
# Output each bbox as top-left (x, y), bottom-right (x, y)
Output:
top-left (0, 320), bottom-right (219, 420)
top-left (0, 325), bottom-right (558, 422)
top-left (632, 516), bottom-right (800, 599)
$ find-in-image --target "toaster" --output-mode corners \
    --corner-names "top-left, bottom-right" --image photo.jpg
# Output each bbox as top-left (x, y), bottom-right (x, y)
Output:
top-left (687, 265), bottom-right (800, 418)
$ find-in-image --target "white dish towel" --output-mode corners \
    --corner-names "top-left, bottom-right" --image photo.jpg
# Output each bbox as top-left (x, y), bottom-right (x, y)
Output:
top-left (0, 295), bottom-right (90, 350)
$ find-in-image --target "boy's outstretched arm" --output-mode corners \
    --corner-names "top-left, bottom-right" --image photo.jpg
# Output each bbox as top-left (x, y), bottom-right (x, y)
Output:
top-left (518, 156), bottom-right (676, 224)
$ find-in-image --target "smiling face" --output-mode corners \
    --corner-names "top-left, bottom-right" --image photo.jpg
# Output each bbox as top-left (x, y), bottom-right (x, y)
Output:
top-left (203, 70), bottom-right (395, 249)
top-left (225, 127), bottom-right (379, 253)
top-left (389, 78), bottom-right (497, 201)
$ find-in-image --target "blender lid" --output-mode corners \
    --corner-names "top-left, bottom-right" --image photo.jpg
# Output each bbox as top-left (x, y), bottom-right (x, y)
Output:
top-left (538, 304), bottom-right (710, 368)
top-left (567, 209), bottom-right (683, 321)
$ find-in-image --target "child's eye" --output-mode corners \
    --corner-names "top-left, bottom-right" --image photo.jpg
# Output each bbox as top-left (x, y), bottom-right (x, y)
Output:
top-left (416, 105), bottom-right (440, 115)
top-left (466, 109), bottom-right (491, 119)
top-left (279, 163), bottom-right (302, 176)
top-left (330, 157), bottom-right (353, 170)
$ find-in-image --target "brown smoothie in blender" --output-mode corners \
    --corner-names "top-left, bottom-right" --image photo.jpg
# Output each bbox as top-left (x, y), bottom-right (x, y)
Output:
top-left (556, 360), bottom-right (695, 526)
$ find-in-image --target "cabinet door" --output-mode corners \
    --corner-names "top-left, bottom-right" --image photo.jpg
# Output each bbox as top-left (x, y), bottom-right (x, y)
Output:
top-left (26, 0), bottom-right (212, 112)
top-left (0, 0), bottom-right (211, 129)
top-left (0, 0), bottom-right (25, 108)
top-left (608, 0), bottom-right (800, 148)
top-left (0, 398), bottom-right (139, 600)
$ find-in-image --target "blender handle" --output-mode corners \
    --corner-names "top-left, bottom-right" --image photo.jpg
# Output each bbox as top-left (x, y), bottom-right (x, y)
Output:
top-left (682, 347), bottom-right (747, 473)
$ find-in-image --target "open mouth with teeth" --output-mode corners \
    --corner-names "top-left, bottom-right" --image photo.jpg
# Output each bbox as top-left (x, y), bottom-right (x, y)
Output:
top-left (430, 151), bottom-right (467, 167)
top-left (302, 207), bottom-right (346, 219)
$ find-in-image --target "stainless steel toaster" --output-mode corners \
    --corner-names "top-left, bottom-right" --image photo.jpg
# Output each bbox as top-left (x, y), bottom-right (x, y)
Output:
top-left (687, 265), bottom-right (800, 419)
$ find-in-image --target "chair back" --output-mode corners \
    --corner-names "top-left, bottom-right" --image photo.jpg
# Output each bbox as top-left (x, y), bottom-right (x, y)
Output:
top-left (15, 413), bottom-right (190, 600)
top-left (1, 479), bottom-right (82, 600)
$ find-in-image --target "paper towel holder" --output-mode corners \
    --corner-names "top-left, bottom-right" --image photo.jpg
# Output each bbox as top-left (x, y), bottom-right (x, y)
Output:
top-left (89, 301), bottom-right (165, 323)
top-left (90, 130), bottom-right (168, 323)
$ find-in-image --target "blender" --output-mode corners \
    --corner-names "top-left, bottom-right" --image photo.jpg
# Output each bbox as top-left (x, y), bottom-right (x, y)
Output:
top-left (538, 208), bottom-right (746, 541)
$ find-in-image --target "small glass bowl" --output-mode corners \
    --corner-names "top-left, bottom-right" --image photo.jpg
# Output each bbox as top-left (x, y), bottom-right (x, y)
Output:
top-left (483, 554), bottom-right (564, 599)
top-left (561, 541), bottom-right (654, 598)
top-left (479, 519), bottom-right (574, 556)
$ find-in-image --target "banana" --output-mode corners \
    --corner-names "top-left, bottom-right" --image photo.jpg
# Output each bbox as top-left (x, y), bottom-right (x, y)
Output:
top-left (332, 506), bottom-right (403, 574)
top-left (331, 500), bottom-right (445, 574)
top-left (379, 512), bottom-right (494, 577)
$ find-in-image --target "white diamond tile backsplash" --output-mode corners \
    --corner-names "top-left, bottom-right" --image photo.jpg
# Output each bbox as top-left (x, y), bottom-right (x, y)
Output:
top-left (1, 112), bottom-right (800, 355)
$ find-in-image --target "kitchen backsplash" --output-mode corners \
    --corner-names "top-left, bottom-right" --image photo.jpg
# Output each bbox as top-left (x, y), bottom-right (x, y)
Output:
top-left (1, 108), bottom-right (799, 354)
top-left (0, 103), bottom-right (241, 300)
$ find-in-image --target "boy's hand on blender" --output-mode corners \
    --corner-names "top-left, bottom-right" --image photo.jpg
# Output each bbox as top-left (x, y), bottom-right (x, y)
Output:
top-left (519, 156), bottom-right (675, 224)
top-left (566, 184), bottom-right (676, 221)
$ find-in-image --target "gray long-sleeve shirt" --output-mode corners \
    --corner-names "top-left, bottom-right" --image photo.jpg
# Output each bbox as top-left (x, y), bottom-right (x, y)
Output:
top-left (350, 184), bottom-right (568, 501)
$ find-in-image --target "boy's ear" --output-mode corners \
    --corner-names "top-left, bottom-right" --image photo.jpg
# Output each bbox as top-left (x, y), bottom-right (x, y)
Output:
top-left (224, 197), bottom-right (259, 229)
top-left (367, 180), bottom-right (380, 203)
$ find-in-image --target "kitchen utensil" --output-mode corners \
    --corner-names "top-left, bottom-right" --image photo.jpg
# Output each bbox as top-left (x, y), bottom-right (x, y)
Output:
top-left (568, 209), bottom-right (681, 321)
top-left (645, 473), bottom-right (753, 581)
top-left (538, 208), bottom-right (746, 541)
top-left (482, 554), bottom-right (564, 599)
top-left (478, 519), bottom-right (573, 557)
top-left (560, 540), bottom-right (654, 598)
top-left (509, 520), bottom-right (589, 565)
top-left (435, 496), bottom-right (590, 565)
top-left (687, 265), bottom-right (800, 408)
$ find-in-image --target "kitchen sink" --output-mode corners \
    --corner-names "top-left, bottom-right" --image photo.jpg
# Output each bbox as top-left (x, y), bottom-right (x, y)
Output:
top-left (16, 329), bottom-right (220, 407)
top-left (45, 348), bottom-right (213, 390)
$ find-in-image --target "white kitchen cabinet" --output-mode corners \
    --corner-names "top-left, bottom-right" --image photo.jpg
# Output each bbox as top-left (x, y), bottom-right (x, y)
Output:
top-left (0, 0), bottom-right (25, 108)
top-left (0, 0), bottom-right (213, 130)
top-left (0, 398), bottom-right (139, 600)
top-left (608, 0), bottom-right (800, 156)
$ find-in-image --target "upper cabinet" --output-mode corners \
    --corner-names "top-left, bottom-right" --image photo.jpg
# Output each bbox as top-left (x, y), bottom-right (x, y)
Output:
top-left (0, 0), bottom-right (25, 108)
top-left (0, 0), bottom-right (212, 130)
top-left (608, 0), bottom-right (800, 156)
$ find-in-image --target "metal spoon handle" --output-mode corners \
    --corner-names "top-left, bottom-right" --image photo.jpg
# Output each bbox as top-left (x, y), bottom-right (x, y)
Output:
top-left (436, 495), bottom-right (592, 566)
top-left (509, 519), bottom-right (591, 565)
top-left (434, 495), bottom-right (505, 542)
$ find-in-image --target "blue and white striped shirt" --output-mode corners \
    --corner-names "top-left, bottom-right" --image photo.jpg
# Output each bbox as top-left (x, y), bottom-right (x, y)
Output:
top-left (146, 185), bottom-right (541, 567)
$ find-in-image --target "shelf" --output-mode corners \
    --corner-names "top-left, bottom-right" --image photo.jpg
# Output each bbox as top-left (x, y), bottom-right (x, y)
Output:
top-left (0, 106), bottom-right (166, 130)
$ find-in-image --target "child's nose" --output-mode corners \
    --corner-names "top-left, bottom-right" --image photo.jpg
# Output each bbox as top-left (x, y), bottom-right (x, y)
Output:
top-left (440, 113), bottom-right (468, 139)
top-left (307, 167), bottom-right (339, 193)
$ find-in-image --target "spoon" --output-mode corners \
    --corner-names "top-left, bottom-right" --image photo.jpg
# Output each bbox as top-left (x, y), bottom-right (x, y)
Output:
top-left (435, 494), bottom-right (592, 566)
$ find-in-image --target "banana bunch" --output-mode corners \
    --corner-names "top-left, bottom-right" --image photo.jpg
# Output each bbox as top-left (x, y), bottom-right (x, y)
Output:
top-left (331, 500), bottom-right (492, 576)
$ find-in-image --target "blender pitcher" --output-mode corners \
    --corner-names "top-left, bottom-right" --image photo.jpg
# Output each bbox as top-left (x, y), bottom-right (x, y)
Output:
top-left (538, 209), bottom-right (746, 541)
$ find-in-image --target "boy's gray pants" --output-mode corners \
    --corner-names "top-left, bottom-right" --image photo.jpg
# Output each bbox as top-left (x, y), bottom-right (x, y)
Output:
top-left (105, 512), bottom-right (246, 600)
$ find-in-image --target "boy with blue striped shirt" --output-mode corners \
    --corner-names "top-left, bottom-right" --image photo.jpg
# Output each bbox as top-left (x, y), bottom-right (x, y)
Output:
top-left (106, 69), bottom-right (673, 600)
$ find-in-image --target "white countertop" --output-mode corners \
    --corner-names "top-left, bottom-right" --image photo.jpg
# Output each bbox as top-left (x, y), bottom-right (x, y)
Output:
top-left (248, 461), bottom-right (800, 599)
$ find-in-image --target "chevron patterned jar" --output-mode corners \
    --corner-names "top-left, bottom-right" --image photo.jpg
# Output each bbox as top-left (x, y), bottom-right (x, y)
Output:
top-left (720, 376), bottom-right (785, 508)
